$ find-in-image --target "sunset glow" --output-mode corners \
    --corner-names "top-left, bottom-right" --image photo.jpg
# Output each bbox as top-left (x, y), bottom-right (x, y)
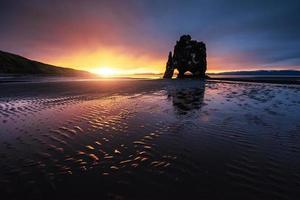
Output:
top-left (28, 49), bottom-right (296, 76)
top-left (91, 67), bottom-right (117, 76)
top-left (1, 0), bottom-right (299, 75)
top-left (46, 48), bottom-right (165, 76)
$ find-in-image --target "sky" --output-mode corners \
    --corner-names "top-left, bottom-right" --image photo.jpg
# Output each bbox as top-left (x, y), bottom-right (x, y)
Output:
top-left (1, 0), bottom-right (300, 74)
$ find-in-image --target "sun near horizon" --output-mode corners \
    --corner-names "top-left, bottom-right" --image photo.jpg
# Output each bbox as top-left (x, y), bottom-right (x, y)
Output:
top-left (40, 52), bottom-right (296, 77)
top-left (17, 45), bottom-right (298, 77)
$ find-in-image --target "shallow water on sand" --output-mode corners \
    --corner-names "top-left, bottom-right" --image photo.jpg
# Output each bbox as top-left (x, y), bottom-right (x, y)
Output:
top-left (0, 79), bottom-right (300, 200)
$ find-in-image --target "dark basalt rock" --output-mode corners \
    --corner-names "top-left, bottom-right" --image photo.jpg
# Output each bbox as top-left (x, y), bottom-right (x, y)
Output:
top-left (163, 35), bottom-right (207, 79)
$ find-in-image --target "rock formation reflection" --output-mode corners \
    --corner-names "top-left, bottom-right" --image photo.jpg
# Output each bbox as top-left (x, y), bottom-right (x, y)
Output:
top-left (167, 81), bottom-right (206, 115)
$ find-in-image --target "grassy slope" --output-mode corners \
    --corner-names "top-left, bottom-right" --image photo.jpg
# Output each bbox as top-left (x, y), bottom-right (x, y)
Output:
top-left (0, 50), bottom-right (92, 76)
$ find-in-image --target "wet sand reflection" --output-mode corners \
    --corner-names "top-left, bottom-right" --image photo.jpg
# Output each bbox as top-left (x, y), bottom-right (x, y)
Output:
top-left (167, 81), bottom-right (205, 115)
top-left (0, 79), bottom-right (300, 199)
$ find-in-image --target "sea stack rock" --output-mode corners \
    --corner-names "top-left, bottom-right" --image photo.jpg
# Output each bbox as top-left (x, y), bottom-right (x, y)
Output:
top-left (163, 52), bottom-right (174, 78)
top-left (163, 35), bottom-right (207, 79)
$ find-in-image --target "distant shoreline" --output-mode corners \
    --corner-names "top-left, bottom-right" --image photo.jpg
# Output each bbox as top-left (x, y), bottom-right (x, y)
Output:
top-left (207, 76), bottom-right (300, 85)
top-left (207, 70), bottom-right (300, 76)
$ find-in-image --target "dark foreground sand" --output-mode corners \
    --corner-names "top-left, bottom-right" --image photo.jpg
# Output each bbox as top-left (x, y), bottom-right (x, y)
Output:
top-left (0, 79), bottom-right (300, 200)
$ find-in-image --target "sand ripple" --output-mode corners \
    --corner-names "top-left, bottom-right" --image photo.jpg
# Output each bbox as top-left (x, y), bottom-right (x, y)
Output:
top-left (0, 80), bottom-right (299, 199)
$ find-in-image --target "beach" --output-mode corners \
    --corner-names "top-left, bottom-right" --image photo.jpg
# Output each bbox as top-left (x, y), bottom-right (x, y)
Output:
top-left (1, 78), bottom-right (300, 199)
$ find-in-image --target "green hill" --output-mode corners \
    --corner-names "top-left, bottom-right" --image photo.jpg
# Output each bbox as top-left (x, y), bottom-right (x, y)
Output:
top-left (0, 50), bottom-right (92, 76)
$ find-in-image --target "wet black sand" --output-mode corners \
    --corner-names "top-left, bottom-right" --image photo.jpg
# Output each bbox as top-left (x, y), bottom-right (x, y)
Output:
top-left (0, 79), bottom-right (300, 200)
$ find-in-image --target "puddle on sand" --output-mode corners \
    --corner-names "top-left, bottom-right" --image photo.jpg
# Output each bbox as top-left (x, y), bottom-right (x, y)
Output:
top-left (0, 80), bottom-right (300, 199)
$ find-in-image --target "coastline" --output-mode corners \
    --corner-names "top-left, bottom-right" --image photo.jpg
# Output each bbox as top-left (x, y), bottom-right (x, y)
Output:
top-left (208, 77), bottom-right (300, 85)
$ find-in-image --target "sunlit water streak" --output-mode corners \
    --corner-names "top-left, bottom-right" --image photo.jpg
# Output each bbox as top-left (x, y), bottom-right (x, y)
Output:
top-left (0, 79), bottom-right (299, 200)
